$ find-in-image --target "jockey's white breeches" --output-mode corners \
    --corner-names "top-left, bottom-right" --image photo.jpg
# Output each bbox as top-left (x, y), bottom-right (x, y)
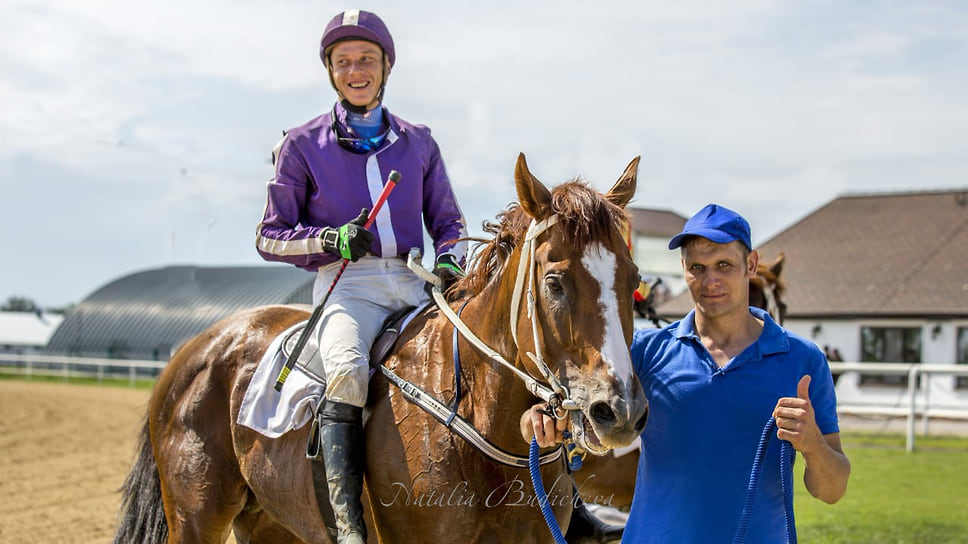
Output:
top-left (313, 256), bottom-right (429, 408)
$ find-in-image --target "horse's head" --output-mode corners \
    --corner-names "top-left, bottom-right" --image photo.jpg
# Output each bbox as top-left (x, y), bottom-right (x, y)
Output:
top-left (749, 253), bottom-right (787, 325)
top-left (511, 153), bottom-right (648, 454)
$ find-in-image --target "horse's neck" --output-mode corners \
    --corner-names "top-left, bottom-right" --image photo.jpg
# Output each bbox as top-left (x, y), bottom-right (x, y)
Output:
top-left (448, 294), bottom-right (540, 450)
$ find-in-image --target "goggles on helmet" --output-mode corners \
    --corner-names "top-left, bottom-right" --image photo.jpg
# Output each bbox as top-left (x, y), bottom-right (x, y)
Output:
top-left (331, 108), bottom-right (390, 154)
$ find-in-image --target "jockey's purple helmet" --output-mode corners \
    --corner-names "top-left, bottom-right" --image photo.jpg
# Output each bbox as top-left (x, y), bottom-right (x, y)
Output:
top-left (320, 10), bottom-right (395, 69)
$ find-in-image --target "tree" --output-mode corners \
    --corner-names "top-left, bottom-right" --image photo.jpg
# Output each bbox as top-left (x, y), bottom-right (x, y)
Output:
top-left (2, 296), bottom-right (39, 312)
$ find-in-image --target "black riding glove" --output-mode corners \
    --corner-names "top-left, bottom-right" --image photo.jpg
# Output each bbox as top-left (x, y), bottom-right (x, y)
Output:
top-left (433, 253), bottom-right (465, 291)
top-left (320, 208), bottom-right (374, 262)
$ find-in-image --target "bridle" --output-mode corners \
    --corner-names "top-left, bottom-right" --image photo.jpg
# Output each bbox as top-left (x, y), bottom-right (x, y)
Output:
top-left (421, 215), bottom-right (580, 414)
top-left (507, 215), bottom-right (578, 416)
top-left (411, 213), bottom-right (610, 460)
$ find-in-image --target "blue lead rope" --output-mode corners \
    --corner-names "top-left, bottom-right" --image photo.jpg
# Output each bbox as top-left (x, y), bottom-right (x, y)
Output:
top-left (733, 417), bottom-right (798, 544)
top-left (529, 436), bottom-right (568, 544)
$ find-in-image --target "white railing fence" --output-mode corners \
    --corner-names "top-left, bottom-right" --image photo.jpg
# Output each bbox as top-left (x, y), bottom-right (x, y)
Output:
top-left (829, 362), bottom-right (968, 452)
top-left (0, 353), bottom-right (166, 387)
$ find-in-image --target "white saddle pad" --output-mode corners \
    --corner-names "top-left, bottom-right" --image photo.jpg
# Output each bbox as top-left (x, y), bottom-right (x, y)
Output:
top-left (237, 321), bottom-right (324, 438)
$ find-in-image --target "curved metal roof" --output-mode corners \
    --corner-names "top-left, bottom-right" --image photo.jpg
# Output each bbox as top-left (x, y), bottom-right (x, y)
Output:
top-left (46, 265), bottom-right (313, 360)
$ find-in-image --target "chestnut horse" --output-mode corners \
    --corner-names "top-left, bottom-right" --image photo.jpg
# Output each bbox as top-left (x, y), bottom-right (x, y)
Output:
top-left (576, 254), bottom-right (787, 510)
top-left (114, 154), bottom-right (649, 544)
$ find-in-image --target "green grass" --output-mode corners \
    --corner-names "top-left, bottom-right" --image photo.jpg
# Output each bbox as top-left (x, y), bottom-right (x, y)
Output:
top-left (795, 432), bottom-right (968, 543)
top-left (0, 372), bottom-right (156, 389)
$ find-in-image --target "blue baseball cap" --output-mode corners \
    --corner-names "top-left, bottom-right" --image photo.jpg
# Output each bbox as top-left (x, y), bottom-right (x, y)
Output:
top-left (668, 204), bottom-right (752, 250)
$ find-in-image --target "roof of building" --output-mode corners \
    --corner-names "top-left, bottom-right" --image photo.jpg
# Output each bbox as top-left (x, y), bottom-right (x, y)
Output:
top-left (0, 312), bottom-right (64, 346)
top-left (628, 207), bottom-right (687, 238)
top-left (46, 265), bottom-right (314, 359)
top-left (659, 189), bottom-right (968, 319)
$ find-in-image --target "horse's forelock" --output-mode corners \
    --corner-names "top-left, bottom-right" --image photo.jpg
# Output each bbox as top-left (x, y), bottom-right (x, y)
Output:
top-left (550, 180), bottom-right (629, 249)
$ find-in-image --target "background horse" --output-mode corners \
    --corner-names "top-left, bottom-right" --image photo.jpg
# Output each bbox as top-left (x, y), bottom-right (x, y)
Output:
top-left (114, 154), bottom-right (648, 544)
top-left (749, 253), bottom-right (786, 326)
top-left (576, 254), bottom-right (787, 510)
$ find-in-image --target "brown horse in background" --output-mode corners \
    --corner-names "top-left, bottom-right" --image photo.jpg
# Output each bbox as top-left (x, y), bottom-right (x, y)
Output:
top-left (113, 154), bottom-right (649, 544)
top-left (576, 254), bottom-right (787, 510)
top-left (749, 253), bottom-right (787, 326)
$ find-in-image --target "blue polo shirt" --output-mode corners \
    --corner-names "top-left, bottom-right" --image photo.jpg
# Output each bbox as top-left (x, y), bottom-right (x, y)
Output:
top-left (622, 307), bottom-right (839, 543)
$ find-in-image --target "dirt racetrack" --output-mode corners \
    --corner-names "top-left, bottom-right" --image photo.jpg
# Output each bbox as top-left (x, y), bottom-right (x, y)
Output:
top-left (0, 380), bottom-right (244, 544)
top-left (0, 380), bottom-right (153, 543)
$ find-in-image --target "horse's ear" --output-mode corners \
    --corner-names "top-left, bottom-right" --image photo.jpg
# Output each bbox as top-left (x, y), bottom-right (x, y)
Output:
top-left (604, 156), bottom-right (639, 209)
top-left (770, 253), bottom-right (785, 277)
top-left (515, 153), bottom-right (553, 220)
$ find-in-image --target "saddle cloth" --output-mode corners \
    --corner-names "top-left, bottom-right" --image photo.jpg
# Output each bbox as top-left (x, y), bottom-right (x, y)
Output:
top-left (237, 305), bottom-right (424, 438)
top-left (237, 320), bottom-right (325, 438)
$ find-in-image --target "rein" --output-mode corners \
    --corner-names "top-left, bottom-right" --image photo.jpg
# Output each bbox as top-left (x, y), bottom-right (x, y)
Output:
top-left (419, 216), bottom-right (588, 465)
top-left (409, 216), bottom-right (581, 416)
top-left (378, 362), bottom-right (563, 467)
top-left (389, 243), bottom-right (580, 468)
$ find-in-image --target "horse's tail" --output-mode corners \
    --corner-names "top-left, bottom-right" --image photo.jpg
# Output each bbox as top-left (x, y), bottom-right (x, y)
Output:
top-left (113, 416), bottom-right (168, 544)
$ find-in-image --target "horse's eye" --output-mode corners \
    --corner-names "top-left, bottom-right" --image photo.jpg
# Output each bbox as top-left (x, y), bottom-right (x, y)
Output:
top-left (544, 275), bottom-right (564, 294)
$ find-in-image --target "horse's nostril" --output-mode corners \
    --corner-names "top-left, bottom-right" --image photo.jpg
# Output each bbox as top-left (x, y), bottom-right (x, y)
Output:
top-left (633, 409), bottom-right (649, 434)
top-left (590, 401), bottom-right (617, 427)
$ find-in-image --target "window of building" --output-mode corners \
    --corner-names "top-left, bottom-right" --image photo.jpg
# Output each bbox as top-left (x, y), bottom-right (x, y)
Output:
top-left (860, 326), bottom-right (921, 386)
top-left (957, 327), bottom-right (968, 389)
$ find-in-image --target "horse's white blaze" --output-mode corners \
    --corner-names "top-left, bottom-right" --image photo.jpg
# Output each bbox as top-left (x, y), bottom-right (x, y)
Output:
top-left (582, 243), bottom-right (634, 386)
top-left (762, 281), bottom-right (780, 323)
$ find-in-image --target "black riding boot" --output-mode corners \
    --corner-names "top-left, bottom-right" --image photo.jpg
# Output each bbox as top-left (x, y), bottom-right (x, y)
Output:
top-left (319, 400), bottom-right (367, 544)
top-left (566, 484), bottom-right (624, 544)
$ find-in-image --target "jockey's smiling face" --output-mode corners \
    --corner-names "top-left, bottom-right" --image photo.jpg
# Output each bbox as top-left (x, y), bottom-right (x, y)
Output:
top-left (328, 40), bottom-right (386, 111)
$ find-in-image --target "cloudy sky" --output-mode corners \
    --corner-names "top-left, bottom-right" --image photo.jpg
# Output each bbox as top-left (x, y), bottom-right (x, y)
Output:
top-left (3, 0), bottom-right (966, 308)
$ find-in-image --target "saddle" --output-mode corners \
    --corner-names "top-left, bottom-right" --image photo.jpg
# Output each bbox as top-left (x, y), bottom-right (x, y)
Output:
top-left (281, 305), bottom-right (421, 385)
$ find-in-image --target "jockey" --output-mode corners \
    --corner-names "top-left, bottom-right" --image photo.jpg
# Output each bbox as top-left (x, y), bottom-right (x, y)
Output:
top-left (255, 10), bottom-right (467, 543)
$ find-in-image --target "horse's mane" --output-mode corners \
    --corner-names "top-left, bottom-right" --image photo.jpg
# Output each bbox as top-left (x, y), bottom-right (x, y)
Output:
top-left (457, 180), bottom-right (629, 298)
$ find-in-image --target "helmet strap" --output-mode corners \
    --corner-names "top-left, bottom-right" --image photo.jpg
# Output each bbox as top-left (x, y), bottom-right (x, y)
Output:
top-left (340, 98), bottom-right (371, 115)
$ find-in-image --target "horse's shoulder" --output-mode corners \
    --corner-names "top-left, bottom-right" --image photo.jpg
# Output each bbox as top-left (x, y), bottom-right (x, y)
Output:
top-left (381, 305), bottom-right (450, 365)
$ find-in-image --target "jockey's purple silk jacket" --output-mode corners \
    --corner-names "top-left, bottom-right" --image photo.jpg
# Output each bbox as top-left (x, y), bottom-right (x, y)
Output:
top-left (256, 103), bottom-right (467, 271)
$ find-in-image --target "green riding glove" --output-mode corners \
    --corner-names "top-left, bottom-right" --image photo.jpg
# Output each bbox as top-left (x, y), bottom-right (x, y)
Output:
top-left (433, 253), bottom-right (465, 290)
top-left (320, 208), bottom-right (374, 262)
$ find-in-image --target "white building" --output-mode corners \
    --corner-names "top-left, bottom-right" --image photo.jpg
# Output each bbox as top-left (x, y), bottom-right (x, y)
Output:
top-left (0, 311), bottom-right (64, 355)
